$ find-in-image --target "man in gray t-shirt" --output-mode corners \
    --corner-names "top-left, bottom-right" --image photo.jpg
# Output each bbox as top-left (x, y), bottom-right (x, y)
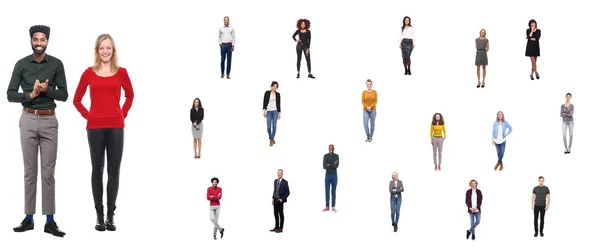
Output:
top-left (531, 176), bottom-right (551, 237)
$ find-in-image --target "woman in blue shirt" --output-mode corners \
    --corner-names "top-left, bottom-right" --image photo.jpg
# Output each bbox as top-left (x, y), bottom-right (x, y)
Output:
top-left (492, 111), bottom-right (512, 171)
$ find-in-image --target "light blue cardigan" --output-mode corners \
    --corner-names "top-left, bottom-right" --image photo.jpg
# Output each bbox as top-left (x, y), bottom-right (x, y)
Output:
top-left (492, 121), bottom-right (512, 140)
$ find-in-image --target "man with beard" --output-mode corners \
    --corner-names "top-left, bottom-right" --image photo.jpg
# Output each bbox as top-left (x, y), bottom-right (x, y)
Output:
top-left (218, 16), bottom-right (235, 79)
top-left (6, 25), bottom-right (68, 237)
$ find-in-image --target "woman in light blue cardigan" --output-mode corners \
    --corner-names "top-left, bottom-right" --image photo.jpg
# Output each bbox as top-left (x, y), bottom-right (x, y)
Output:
top-left (492, 111), bottom-right (512, 171)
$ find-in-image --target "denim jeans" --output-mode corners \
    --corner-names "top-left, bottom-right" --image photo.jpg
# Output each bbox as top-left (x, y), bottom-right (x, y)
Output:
top-left (363, 110), bottom-right (376, 137)
top-left (266, 110), bottom-right (278, 139)
top-left (494, 141), bottom-right (506, 163)
top-left (220, 43), bottom-right (233, 75)
top-left (325, 174), bottom-right (338, 207)
top-left (390, 196), bottom-right (402, 225)
top-left (469, 212), bottom-right (481, 236)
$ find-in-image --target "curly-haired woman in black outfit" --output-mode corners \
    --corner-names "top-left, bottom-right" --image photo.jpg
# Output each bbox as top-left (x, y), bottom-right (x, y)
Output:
top-left (190, 98), bottom-right (204, 158)
top-left (293, 19), bottom-right (315, 79)
top-left (526, 19), bottom-right (541, 80)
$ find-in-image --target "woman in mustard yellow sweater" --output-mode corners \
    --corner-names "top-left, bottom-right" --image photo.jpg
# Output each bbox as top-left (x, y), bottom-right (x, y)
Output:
top-left (430, 113), bottom-right (446, 171)
top-left (362, 79), bottom-right (378, 142)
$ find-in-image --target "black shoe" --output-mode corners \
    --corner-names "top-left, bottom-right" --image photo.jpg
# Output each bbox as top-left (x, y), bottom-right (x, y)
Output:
top-left (466, 230), bottom-right (471, 239)
top-left (404, 69), bottom-right (408, 75)
top-left (106, 206), bottom-right (116, 231)
top-left (407, 69), bottom-right (412, 75)
top-left (530, 75), bottom-right (534, 80)
top-left (13, 218), bottom-right (34, 232)
top-left (44, 221), bottom-right (65, 237)
top-left (95, 205), bottom-right (106, 231)
top-left (534, 232), bottom-right (538, 237)
top-left (472, 235), bottom-right (475, 240)
top-left (296, 73), bottom-right (300, 79)
top-left (308, 74), bottom-right (315, 79)
top-left (213, 235), bottom-right (217, 240)
top-left (540, 232), bottom-right (544, 237)
top-left (220, 228), bottom-right (225, 238)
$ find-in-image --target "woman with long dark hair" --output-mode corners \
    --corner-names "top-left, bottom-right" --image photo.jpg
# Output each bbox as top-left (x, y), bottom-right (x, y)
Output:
top-left (293, 19), bottom-right (315, 79)
top-left (190, 98), bottom-right (204, 158)
top-left (430, 113), bottom-right (446, 171)
top-left (399, 16), bottom-right (416, 75)
top-left (526, 19), bottom-right (541, 80)
top-left (263, 81), bottom-right (281, 147)
top-left (73, 33), bottom-right (135, 231)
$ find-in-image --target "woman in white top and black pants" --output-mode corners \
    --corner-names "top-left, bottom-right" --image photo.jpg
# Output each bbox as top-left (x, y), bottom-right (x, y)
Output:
top-left (263, 81), bottom-right (281, 147)
top-left (399, 16), bottom-right (416, 75)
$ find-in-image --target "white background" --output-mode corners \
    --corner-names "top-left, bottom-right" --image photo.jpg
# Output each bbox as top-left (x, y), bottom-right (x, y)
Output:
top-left (0, 0), bottom-right (598, 249)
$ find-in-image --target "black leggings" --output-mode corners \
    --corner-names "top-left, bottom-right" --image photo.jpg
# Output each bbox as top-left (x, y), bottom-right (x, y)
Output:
top-left (296, 43), bottom-right (311, 72)
top-left (87, 128), bottom-right (124, 209)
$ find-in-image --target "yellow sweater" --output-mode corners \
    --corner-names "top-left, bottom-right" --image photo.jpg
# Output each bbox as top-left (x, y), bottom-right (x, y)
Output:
top-left (362, 90), bottom-right (377, 110)
top-left (430, 124), bottom-right (446, 140)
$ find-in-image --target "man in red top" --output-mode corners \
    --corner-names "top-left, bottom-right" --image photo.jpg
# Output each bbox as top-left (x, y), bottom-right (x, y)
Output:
top-left (207, 177), bottom-right (225, 240)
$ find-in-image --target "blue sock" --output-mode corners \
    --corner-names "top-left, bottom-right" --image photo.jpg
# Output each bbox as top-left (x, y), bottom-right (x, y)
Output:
top-left (46, 215), bottom-right (54, 224)
top-left (26, 214), bottom-right (33, 221)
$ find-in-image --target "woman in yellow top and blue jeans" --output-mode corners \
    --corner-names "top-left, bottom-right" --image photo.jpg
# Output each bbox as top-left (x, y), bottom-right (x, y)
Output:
top-left (430, 113), bottom-right (446, 171)
top-left (362, 79), bottom-right (377, 142)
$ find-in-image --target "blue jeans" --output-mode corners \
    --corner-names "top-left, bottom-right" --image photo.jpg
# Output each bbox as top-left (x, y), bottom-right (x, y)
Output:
top-left (495, 141), bottom-right (506, 163)
top-left (469, 212), bottom-right (481, 236)
top-left (220, 43), bottom-right (232, 75)
top-left (266, 111), bottom-right (278, 139)
top-left (325, 174), bottom-right (338, 207)
top-left (390, 196), bottom-right (402, 225)
top-left (363, 110), bottom-right (376, 137)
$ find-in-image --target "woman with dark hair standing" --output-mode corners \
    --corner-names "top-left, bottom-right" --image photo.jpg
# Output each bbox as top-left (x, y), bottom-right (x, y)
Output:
top-left (492, 111), bottom-right (512, 171)
top-left (73, 34), bottom-right (135, 231)
top-left (263, 81), bottom-right (281, 146)
top-left (560, 93), bottom-right (574, 154)
top-left (475, 29), bottom-right (489, 88)
top-left (399, 16), bottom-right (416, 75)
top-left (293, 19), bottom-right (315, 79)
top-left (190, 98), bottom-right (204, 158)
top-left (526, 19), bottom-right (541, 80)
top-left (430, 113), bottom-right (446, 171)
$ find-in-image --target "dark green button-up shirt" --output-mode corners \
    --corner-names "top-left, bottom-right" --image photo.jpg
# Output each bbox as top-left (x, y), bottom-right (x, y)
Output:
top-left (6, 54), bottom-right (68, 110)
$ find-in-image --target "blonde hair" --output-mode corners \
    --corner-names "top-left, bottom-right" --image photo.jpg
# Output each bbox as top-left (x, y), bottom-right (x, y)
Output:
top-left (480, 29), bottom-right (486, 38)
top-left (93, 34), bottom-right (119, 73)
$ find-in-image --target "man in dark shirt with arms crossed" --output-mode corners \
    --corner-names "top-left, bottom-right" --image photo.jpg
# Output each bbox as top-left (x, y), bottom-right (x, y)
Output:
top-left (6, 25), bottom-right (68, 237)
top-left (323, 144), bottom-right (339, 212)
top-left (532, 176), bottom-right (550, 237)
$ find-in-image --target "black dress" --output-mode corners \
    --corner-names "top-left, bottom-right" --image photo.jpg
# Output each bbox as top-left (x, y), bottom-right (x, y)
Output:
top-left (525, 28), bottom-right (541, 57)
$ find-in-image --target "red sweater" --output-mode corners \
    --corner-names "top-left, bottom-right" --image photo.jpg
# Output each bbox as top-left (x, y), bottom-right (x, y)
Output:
top-left (73, 67), bottom-right (134, 129)
top-left (207, 187), bottom-right (222, 206)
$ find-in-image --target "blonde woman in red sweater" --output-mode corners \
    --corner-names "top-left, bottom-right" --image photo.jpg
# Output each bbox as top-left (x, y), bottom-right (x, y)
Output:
top-left (73, 34), bottom-right (134, 232)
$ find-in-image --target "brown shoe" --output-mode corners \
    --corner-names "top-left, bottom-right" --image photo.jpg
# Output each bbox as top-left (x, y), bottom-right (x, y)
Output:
top-left (275, 228), bottom-right (283, 233)
top-left (499, 162), bottom-right (504, 171)
top-left (226, 75), bottom-right (230, 79)
top-left (494, 162), bottom-right (499, 170)
top-left (269, 139), bottom-right (274, 146)
top-left (221, 74), bottom-right (224, 78)
top-left (393, 224), bottom-right (398, 232)
top-left (272, 139), bottom-right (276, 144)
top-left (269, 227), bottom-right (279, 232)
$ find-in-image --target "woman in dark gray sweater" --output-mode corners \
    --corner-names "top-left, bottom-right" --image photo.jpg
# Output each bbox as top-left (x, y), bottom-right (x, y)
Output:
top-left (389, 171), bottom-right (404, 232)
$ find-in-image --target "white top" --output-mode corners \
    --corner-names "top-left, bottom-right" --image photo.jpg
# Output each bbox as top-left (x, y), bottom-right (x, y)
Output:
top-left (218, 26), bottom-right (235, 45)
top-left (399, 26), bottom-right (416, 45)
top-left (494, 124), bottom-right (505, 144)
top-left (471, 189), bottom-right (478, 211)
top-left (267, 93), bottom-right (277, 111)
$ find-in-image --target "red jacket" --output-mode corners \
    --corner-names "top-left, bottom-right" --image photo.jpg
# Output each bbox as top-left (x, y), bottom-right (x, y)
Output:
top-left (207, 187), bottom-right (222, 206)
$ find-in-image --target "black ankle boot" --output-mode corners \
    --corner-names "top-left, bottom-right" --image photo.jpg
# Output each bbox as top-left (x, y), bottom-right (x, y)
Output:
top-left (407, 68), bottom-right (412, 75)
top-left (95, 205), bottom-right (106, 231)
top-left (106, 206), bottom-right (116, 231)
top-left (404, 68), bottom-right (408, 75)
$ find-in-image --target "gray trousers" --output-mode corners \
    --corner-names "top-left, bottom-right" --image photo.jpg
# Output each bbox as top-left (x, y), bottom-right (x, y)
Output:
top-left (19, 111), bottom-right (59, 215)
top-left (210, 206), bottom-right (222, 235)
top-left (432, 136), bottom-right (444, 165)
top-left (562, 121), bottom-right (574, 148)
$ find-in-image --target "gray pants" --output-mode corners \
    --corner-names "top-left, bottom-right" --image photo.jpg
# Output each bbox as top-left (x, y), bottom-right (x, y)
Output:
top-left (562, 121), bottom-right (574, 148)
top-left (432, 137), bottom-right (444, 165)
top-left (210, 206), bottom-right (222, 235)
top-left (19, 111), bottom-right (59, 215)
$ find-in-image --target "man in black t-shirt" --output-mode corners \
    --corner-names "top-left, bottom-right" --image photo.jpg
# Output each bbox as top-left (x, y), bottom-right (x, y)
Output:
top-left (531, 176), bottom-right (550, 237)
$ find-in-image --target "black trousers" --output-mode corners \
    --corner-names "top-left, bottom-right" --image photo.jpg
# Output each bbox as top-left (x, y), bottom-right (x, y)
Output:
top-left (533, 205), bottom-right (546, 233)
top-left (273, 199), bottom-right (285, 228)
top-left (296, 43), bottom-right (311, 72)
top-left (87, 128), bottom-right (124, 210)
